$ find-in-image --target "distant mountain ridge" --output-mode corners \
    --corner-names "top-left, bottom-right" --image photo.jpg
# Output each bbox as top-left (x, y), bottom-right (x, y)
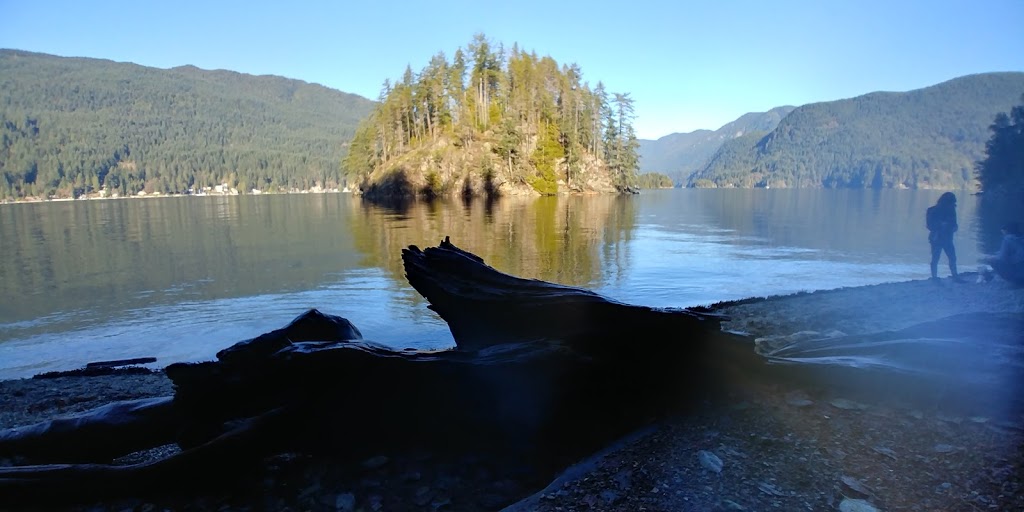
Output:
top-left (0, 49), bottom-right (376, 199)
top-left (638, 106), bottom-right (795, 183)
top-left (690, 72), bottom-right (1024, 189)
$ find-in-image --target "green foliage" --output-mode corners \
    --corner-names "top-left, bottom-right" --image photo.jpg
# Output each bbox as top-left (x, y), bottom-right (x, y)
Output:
top-left (479, 157), bottom-right (499, 196)
top-left (639, 106), bottom-right (794, 183)
top-left (976, 94), bottom-right (1024, 252)
top-left (635, 172), bottom-right (674, 189)
top-left (693, 73), bottom-right (1024, 189)
top-left (346, 34), bottom-right (638, 199)
top-left (529, 123), bottom-right (563, 195)
top-left (976, 95), bottom-right (1024, 196)
top-left (342, 123), bottom-right (377, 184)
top-left (688, 131), bottom-right (769, 187)
top-left (423, 170), bottom-right (444, 198)
top-left (494, 117), bottom-right (522, 179)
top-left (0, 50), bottom-right (375, 200)
top-left (604, 93), bottom-right (640, 190)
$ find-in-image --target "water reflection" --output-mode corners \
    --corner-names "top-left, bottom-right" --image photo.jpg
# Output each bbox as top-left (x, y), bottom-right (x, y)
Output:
top-left (349, 194), bottom-right (638, 288)
top-left (0, 189), bottom-right (985, 378)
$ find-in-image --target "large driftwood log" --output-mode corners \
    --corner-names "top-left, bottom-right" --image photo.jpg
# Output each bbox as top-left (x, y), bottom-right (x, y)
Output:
top-left (402, 237), bottom-right (723, 351)
top-left (0, 238), bottom-right (754, 507)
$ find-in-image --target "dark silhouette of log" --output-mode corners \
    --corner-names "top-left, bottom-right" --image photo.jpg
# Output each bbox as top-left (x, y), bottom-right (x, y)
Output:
top-left (401, 236), bottom-right (723, 352)
top-left (0, 396), bottom-right (176, 463)
top-left (0, 237), bottom-right (757, 508)
top-left (0, 406), bottom-right (293, 505)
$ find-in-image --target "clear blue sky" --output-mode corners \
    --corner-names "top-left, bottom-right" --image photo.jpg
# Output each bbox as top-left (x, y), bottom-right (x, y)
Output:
top-left (2, 0), bottom-right (1022, 139)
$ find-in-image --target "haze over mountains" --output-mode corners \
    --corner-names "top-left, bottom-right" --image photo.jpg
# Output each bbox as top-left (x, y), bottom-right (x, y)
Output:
top-left (641, 72), bottom-right (1024, 189)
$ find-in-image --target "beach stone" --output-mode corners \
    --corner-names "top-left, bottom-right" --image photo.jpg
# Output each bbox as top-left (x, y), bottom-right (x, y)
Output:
top-left (334, 493), bottom-right (356, 512)
top-left (788, 397), bottom-right (814, 407)
top-left (839, 498), bottom-right (879, 512)
top-left (933, 443), bottom-right (956, 453)
top-left (830, 398), bottom-right (868, 410)
top-left (757, 482), bottom-right (785, 496)
top-left (717, 499), bottom-right (747, 510)
top-left (840, 475), bottom-right (874, 498)
top-left (786, 390), bottom-right (815, 407)
top-left (871, 446), bottom-right (898, 460)
top-left (698, 450), bottom-right (724, 473)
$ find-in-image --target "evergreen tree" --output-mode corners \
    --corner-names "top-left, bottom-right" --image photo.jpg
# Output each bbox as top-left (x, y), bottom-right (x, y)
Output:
top-left (976, 95), bottom-right (1024, 196)
top-left (341, 35), bottom-right (641, 198)
top-left (976, 94), bottom-right (1024, 252)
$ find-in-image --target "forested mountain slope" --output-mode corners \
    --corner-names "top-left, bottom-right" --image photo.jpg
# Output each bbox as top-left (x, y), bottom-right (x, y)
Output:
top-left (638, 106), bottom-right (794, 184)
top-left (0, 50), bottom-right (375, 199)
top-left (690, 72), bottom-right (1024, 189)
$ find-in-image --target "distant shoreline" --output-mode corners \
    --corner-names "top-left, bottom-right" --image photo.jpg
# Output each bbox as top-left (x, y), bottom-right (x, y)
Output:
top-left (0, 188), bottom-right (354, 205)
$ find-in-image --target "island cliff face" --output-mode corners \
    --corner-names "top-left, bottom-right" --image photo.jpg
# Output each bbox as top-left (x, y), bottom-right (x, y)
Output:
top-left (355, 135), bottom-right (620, 199)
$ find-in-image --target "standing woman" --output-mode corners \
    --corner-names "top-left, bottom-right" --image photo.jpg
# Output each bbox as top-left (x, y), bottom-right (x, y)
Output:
top-left (926, 192), bottom-right (963, 282)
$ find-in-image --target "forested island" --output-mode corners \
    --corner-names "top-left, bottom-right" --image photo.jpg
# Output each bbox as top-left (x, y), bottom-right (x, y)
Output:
top-left (342, 34), bottom-right (641, 199)
top-left (0, 50), bottom-right (374, 201)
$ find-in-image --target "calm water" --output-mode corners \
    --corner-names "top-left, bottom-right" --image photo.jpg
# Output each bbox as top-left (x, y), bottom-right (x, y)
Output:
top-left (0, 189), bottom-right (982, 379)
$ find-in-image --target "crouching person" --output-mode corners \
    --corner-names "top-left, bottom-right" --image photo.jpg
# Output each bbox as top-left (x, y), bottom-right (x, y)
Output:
top-left (980, 222), bottom-right (1024, 286)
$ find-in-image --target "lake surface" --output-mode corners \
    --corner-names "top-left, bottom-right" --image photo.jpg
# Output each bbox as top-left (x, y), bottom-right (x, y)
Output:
top-left (0, 189), bottom-right (983, 379)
